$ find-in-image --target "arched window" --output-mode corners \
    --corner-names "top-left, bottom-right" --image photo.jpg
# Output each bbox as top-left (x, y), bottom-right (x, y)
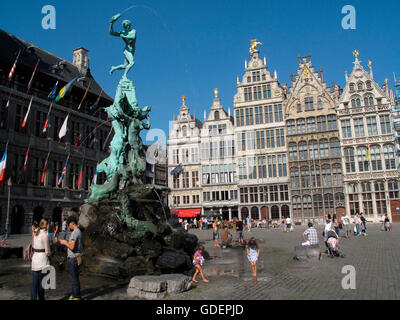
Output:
top-left (287, 120), bottom-right (296, 135)
top-left (296, 118), bottom-right (306, 134)
top-left (317, 116), bottom-right (327, 132)
top-left (307, 117), bottom-right (316, 132)
top-left (329, 138), bottom-right (340, 158)
top-left (357, 147), bottom-right (369, 172)
top-left (366, 81), bottom-right (372, 89)
top-left (364, 95), bottom-right (374, 106)
top-left (309, 140), bottom-right (318, 159)
top-left (324, 194), bottom-right (334, 208)
top-left (344, 148), bottom-right (356, 173)
top-left (288, 143), bottom-right (298, 161)
top-left (384, 144), bottom-right (396, 169)
top-left (290, 167), bottom-right (299, 188)
top-left (319, 139), bottom-right (329, 158)
top-left (299, 141), bottom-right (308, 160)
top-left (351, 95), bottom-right (361, 107)
top-left (357, 82), bottom-right (363, 90)
top-left (322, 165), bottom-right (332, 186)
top-left (370, 145), bottom-right (382, 171)
top-left (317, 100), bottom-right (323, 109)
top-left (214, 111), bottom-right (220, 120)
top-left (182, 125), bottom-right (187, 137)
top-left (303, 195), bottom-right (312, 217)
top-left (300, 166), bottom-right (310, 188)
top-left (332, 165), bottom-right (342, 186)
top-left (313, 194), bottom-right (323, 216)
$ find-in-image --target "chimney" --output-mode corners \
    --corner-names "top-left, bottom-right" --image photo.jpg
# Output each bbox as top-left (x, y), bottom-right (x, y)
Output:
top-left (73, 47), bottom-right (89, 76)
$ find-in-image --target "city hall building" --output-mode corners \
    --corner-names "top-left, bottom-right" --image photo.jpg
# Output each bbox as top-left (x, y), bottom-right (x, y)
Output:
top-left (0, 29), bottom-right (113, 234)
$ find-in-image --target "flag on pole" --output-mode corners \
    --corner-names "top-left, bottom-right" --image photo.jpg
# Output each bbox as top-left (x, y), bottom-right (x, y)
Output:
top-left (89, 89), bottom-right (103, 110)
top-left (2, 93), bottom-right (11, 125)
top-left (58, 113), bottom-right (69, 140)
top-left (55, 78), bottom-right (77, 102)
top-left (91, 165), bottom-right (98, 186)
top-left (21, 96), bottom-right (33, 129)
top-left (78, 81), bottom-right (91, 110)
top-left (27, 59), bottom-right (40, 92)
top-left (0, 142), bottom-right (9, 183)
top-left (18, 145), bottom-right (30, 184)
top-left (89, 122), bottom-right (99, 148)
top-left (102, 128), bottom-right (113, 151)
top-left (365, 144), bottom-right (370, 161)
top-left (8, 50), bottom-right (21, 82)
top-left (42, 102), bottom-right (53, 133)
top-left (48, 81), bottom-right (58, 100)
top-left (76, 160), bottom-right (84, 188)
top-left (40, 151), bottom-right (51, 184)
top-left (74, 132), bottom-right (81, 147)
top-left (58, 155), bottom-right (70, 186)
top-left (5, 93), bottom-right (11, 110)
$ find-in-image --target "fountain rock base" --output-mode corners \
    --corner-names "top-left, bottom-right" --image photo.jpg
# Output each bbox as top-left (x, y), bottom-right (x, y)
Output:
top-left (78, 184), bottom-right (198, 279)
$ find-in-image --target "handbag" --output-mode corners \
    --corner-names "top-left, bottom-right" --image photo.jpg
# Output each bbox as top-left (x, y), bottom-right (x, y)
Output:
top-left (23, 241), bottom-right (34, 262)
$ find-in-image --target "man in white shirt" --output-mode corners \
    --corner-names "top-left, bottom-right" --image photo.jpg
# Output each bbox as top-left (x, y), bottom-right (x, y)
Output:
top-left (341, 214), bottom-right (351, 238)
top-left (285, 217), bottom-right (292, 232)
top-left (353, 213), bottom-right (361, 236)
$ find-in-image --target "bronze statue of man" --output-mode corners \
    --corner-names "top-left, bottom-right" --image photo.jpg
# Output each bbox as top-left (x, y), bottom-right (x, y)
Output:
top-left (109, 13), bottom-right (137, 79)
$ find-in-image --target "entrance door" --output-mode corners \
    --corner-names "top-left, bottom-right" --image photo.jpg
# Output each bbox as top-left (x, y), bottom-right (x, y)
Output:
top-left (11, 206), bottom-right (24, 234)
top-left (390, 200), bottom-right (400, 222)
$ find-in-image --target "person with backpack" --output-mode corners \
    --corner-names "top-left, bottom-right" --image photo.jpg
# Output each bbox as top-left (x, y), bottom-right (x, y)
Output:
top-left (30, 218), bottom-right (51, 300)
top-left (59, 216), bottom-right (82, 300)
top-left (360, 213), bottom-right (368, 236)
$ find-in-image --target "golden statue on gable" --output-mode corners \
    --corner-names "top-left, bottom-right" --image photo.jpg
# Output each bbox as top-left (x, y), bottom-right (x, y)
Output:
top-left (250, 39), bottom-right (262, 57)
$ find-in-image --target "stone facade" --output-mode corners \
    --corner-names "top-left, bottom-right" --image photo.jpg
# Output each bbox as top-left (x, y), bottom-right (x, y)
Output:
top-left (285, 55), bottom-right (344, 224)
top-left (200, 90), bottom-right (238, 220)
top-left (337, 54), bottom-right (399, 222)
top-left (233, 49), bottom-right (290, 221)
top-left (167, 98), bottom-right (202, 214)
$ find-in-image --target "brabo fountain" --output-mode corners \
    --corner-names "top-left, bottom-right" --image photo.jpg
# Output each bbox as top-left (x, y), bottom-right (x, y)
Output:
top-left (77, 12), bottom-right (198, 278)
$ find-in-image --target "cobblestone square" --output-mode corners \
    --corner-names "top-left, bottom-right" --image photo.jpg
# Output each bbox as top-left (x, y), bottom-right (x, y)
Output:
top-left (1, 223), bottom-right (399, 300)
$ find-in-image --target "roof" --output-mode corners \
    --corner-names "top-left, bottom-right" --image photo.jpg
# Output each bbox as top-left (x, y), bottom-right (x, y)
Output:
top-left (0, 29), bottom-right (113, 101)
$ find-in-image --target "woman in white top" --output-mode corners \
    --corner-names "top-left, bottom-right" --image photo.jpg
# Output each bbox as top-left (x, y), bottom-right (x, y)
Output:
top-left (31, 219), bottom-right (51, 300)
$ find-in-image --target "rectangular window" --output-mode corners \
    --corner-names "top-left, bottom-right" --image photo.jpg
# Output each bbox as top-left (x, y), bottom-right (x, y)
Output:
top-left (263, 85), bottom-right (271, 99)
top-left (264, 105), bottom-right (273, 123)
top-left (341, 120), bottom-right (352, 138)
top-left (274, 104), bottom-right (283, 122)
top-left (266, 129), bottom-right (275, 148)
top-left (256, 131), bottom-right (265, 149)
top-left (248, 157), bottom-right (257, 179)
top-left (237, 133), bottom-right (246, 151)
top-left (247, 131), bottom-right (255, 150)
top-left (367, 116), bottom-right (378, 136)
top-left (353, 118), bottom-right (365, 137)
top-left (245, 108), bottom-right (254, 125)
top-left (268, 155), bottom-right (277, 178)
top-left (239, 158), bottom-right (247, 180)
top-left (192, 171), bottom-right (198, 188)
top-left (328, 115), bottom-right (337, 130)
top-left (278, 154), bottom-right (287, 177)
top-left (276, 128), bottom-right (285, 147)
top-left (257, 156), bottom-right (267, 179)
top-left (255, 106), bottom-right (264, 124)
top-left (380, 115), bottom-right (392, 134)
top-left (305, 97), bottom-right (314, 110)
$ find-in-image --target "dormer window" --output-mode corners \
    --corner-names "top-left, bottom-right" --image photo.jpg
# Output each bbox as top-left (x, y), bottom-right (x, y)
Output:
top-left (357, 82), bottom-right (363, 91)
top-left (305, 97), bottom-right (314, 110)
top-left (317, 100), bottom-right (323, 110)
top-left (214, 111), bottom-right (220, 120)
top-left (252, 71), bottom-right (261, 82)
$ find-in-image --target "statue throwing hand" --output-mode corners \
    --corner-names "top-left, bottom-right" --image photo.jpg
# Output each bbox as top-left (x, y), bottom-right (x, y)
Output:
top-left (109, 13), bottom-right (137, 80)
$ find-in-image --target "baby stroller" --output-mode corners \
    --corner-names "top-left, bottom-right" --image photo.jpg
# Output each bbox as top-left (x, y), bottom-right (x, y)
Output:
top-left (326, 230), bottom-right (345, 258)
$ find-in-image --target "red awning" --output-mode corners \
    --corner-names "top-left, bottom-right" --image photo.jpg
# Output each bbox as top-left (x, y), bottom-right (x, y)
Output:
top-left (175, 208), bottom-right (201, 218)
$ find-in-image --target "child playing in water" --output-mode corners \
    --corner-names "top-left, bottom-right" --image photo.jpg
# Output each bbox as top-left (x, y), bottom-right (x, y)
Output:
top-left (246, 237), bottom-right (260, 281)
top-left (192, 245), bottom-right (209, 283)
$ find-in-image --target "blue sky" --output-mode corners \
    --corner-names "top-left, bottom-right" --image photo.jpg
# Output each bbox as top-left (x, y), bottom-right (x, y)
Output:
top-left (1, 0), bottom-right (399, 147)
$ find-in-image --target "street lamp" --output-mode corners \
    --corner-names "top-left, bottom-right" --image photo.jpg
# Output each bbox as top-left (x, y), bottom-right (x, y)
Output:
top-left (5, 178), bottom-right (12, 239)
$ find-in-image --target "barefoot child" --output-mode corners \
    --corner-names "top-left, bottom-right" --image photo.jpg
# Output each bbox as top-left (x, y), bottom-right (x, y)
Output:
top-left (246, 238), bottom-right (260, 280)
top-left (192, 245), bottom-right (209, 283)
